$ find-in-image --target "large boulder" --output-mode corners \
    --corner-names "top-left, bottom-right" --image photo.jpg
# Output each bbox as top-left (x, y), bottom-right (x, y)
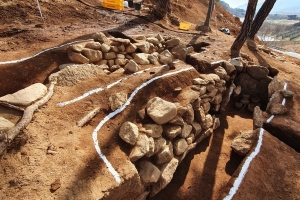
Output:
top-left (231, 130), bottom-right (258, 156)
top-left (129, 134), bottom-right (150, 162)
top-left (119, 121), bottom-right (139, 145)
top-left (0, 83), bottom-right (47, 106)
top-left (146, 97), bottom-right (177, 124)
top-left (138, 161), bottom-right (161, 185)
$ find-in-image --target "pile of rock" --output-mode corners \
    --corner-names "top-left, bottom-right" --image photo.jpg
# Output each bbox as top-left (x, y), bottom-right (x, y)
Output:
top-left (118, 68), bottom-right (232, 197)
top-left (65, 32), bottom-right (194, 74)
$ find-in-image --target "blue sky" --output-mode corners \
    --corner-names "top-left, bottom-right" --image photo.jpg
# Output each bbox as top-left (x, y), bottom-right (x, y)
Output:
top-left (223, 0), bottom-right (264, 8)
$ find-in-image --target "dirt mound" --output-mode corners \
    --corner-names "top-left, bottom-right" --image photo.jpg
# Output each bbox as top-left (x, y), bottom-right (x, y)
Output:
top-left (0, 0), bottom-right (300, 199)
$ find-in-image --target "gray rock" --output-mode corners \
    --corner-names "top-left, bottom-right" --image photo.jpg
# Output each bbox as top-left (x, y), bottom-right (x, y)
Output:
top-left (85, 42), bottom-right (101, 50)
top-left (110, 38), bottom-right (130, 44)
top-left (119, 121), bottom-right (139, 145)
top-left (111, 46), bottom-right (119, 52)
top-left (146, 37), bottom-right (160, 45)
top-left (138, 108), bottom-right (146, 119)
top-left (214, 66), bottom-right (228, 80)
top-left (268, 104), bottom-right (288, 115)
top-left (68, 44), bottom-right (84, 52)
top-left (110, 65), bottom-right (121, 72)
top-left (92, 32), bottom-right (110, 44)
top-left (211, 93), bottom-right (223, 104)
top-left (253, 106), bottom-right (264, 128)
top-left (148, 53), bottom-right (160, 65)
top-left (155, 142), bottom-right (173, 165)
top-left (101, 43), bottom-right (111, 53)
top-left (168, 116), bottom-right (185, 126)
top-left (82, 48), bottom-right (102, 63)
top-left (108, 59), bottom-right (115, 67)
top-left (201, 114), bottom-right (213, 130)
top-left (104, 52), bottom-right (117, 60)
top-left (173, 138), bottom-right (188, 156)
top-left (247, 65), bottom-right (269, 80)
top-left (141, 124), bottom-right (163, 138)
top-left (134, 53), bottom-right (150, 65)
top-left (194, 107), bottom-right (206, 123)
top-left (166, 38), bottom-right (180, 48)
top-left (159, 50), bottom-right (173, 64)
top-left (0, 83), bottom-right (47, 106)
top-left (136, 35), bottom-right (146, 40)
top-left (193, 78), bottom-right (209, 85)
top-left (129, 134), bottom-right (150, 162)
top-left (112, 68), bottom-right (125, 74)
top-left (115, 58), bottom-right (128, 66)
top-left (125, 60), bottom-right (140, 73)
top-left (268, 77), bottom-right (285, 98)
top-left (180, 123), bottom-right (193, 138)
top-left (0, 117), bottom-right (14, 132)
top-left (280, 90), bottom-right (295, 98)
top-left (151, 158), bottom-right (179, 197)
top-left (156, 34), bottom-right (164, 42)
top-left (163, 125), bottom-right (182, 139)
top-left (202, 102), bottom-right (211, 114)
top-left (68, 52), bottom-right (89, 64)
top-left (212, 117), bottom-right (220, 130)
top-left (191, 121), bottom-right (202, 136)
top-left (230, 59), bottom-right (244, 72)
top-left (146, 97), bottom-right (177, 125)
top-left (145, 137), bottom-right (155, 157)
top-left (235, 73), bottom-right (259, 96)
top-left (199, 74), bottom-right (220, 85)
top-left (138, 160), bottom-right (161, 185)
top-left (223, 61), bottom-right (236, 74)
top-left (135, 41), bottom-right (151, 53)
top-left (109, 92), bottom-right (127, 111)
top-left (125, 43), bottom-right (137, 53)
top-left (154, 137), bottom-right (167, 155)
top-left (231, 130), bottom-right (258, 156)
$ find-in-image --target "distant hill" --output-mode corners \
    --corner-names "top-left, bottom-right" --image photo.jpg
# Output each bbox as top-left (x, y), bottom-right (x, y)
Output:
top-left (218, 1), bottom-right (245, 17)
top-left (238, 0), bottom-right (300, 14)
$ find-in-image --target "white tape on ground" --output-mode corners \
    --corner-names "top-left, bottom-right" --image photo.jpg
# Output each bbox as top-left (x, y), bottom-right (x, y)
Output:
top-left (224, 128), bottom-right (264, 200)
top-left (0, 39), bottom-right (93, 65)
top-left (92, 66), bottom-right (193, 183)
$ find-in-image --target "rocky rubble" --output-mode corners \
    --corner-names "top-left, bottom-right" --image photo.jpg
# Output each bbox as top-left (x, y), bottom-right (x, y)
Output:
top-left (65, 32), bottom-right (194, 75)
top-left (117, 65), bottom-right (235, 197)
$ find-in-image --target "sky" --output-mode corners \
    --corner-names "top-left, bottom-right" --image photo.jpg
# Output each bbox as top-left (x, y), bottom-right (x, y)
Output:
top-left (223, 0), bottom-right (264, 8)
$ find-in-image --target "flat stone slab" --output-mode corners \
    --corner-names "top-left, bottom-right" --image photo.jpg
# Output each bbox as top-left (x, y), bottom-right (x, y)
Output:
top-left (0, 117), bottom-right (14, 132)
top-left (0, 83), bottom-right (47, 106)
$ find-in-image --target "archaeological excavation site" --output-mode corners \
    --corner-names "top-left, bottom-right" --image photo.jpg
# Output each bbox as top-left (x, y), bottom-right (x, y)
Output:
top-left (0, 0), bottom-right (299, 199)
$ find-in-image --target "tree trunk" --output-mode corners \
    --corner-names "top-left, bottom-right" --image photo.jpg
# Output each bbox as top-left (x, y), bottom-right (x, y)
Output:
top-left (204, 0), bottom-right (215, 29)
top-left (248, 0), bottom-right (277, 40)
top-left (153, 0), bottom-right (170, 19)
top-left (231, 0), bottom-right (258, 58)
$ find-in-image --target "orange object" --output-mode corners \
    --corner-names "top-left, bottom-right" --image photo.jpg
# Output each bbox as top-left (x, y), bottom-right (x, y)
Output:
top-left (179, 22), bottom-right (191, 31)
top-left (103, 0), bottom-right (124, 10)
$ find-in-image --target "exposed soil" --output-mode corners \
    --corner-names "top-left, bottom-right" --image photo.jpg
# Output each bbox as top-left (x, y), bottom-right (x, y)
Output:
top-left (0, 0), bottom-right (299, 199)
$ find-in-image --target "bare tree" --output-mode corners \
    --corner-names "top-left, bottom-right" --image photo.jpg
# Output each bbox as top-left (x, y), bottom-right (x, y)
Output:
top-left (153, 0), bottom-right (171, 19)
top-left (230, 0), bottom-right (258, 57)
top-left (203, 0), bottom-right (215, 31)
top-left (248, 0), bottom-right (277, 40)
